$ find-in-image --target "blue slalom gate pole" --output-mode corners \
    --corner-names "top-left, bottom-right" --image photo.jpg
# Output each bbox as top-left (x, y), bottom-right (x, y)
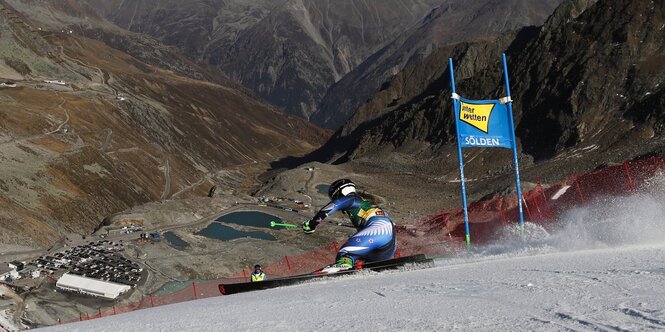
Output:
top-left (501, 53), bottom-right (525, 231)
top-left (449, 58), bottom-right (472, 249)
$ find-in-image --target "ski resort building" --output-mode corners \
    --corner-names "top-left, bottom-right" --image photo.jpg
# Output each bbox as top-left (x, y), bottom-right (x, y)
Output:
top-left (56, 273), bottom-right (131, 299)
top-left (8, 261), bottom-right (24, 271)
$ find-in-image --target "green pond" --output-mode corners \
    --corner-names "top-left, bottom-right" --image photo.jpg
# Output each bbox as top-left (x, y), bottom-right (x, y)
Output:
top-left (195, 211), bottom-right (289, 241)
top-left (215, 211), bottom-right (285, 228)
top-left (196, 222), bottom-right (276, 241)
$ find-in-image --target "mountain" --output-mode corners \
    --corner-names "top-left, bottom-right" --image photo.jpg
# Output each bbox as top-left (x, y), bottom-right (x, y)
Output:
top-left (513, 0), bottom-right (665, 160)
top-left (313, 0), bottom-right (564, 129)
top-left (78, 0), bottom-right (443, 119)
top-left (0, 0), bottom-right (328, 246)
top-left (4, 0), bottom-right (246, 87)
top-left (78, 0), bottom-right (279, 62)
top-left (298, 0), bottom-right (664, 190)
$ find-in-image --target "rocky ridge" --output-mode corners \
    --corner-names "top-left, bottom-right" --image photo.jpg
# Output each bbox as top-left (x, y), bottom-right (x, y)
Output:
top-left (79, 0), bottom-right (442, 119)
top-left (313, 0), bottom-right (564, 130)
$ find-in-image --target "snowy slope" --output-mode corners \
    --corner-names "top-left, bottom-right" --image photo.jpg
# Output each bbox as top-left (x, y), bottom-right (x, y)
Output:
top-left (40, 184), bottom-right (665, 332)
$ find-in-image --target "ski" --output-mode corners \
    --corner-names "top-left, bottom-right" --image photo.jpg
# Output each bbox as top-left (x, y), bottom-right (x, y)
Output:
top-left (218, 254), bottom-right (433, 295)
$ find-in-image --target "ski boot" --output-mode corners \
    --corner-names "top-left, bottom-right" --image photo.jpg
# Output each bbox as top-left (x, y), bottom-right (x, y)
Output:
top-left (335, 256), bottom-right (354, 270)
top-left (314, 256), bottom-right (357, 274)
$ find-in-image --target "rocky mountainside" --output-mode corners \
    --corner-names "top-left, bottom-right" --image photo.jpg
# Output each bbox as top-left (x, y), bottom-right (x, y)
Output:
top-left (79, 0), bottom-right (279, 62)
top-left (5, 0), bottom-right (244, 87)
top-left (79, 0), bottom-right (442, 119)
top-left (0, 0), bottom-right (328, 246)
top-left (313, 0), bottom-right (564, 129)
top-left (296, 0), bottom-right (664, 194)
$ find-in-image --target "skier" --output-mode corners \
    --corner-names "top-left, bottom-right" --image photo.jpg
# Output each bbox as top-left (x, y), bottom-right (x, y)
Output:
top-left (302, 179), bottom-right (396, 269)
top-left (250, 264), bottom-right (266, 282)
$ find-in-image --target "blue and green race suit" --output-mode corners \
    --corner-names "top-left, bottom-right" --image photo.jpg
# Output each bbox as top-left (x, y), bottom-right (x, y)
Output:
top-left (309, 194), bottom-right (396, 263)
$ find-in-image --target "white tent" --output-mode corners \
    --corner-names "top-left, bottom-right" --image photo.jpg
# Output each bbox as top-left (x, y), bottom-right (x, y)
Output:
top-left (56, 273), bottom-right (130, 299)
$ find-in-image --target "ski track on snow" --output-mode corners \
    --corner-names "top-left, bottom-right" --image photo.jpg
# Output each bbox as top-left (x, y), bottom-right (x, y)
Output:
top-left (37, 244), bottom-right (665, 332)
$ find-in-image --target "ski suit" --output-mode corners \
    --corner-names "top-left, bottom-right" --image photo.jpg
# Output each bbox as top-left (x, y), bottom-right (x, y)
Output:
top-left (309, 194), bottom-right (396, 263)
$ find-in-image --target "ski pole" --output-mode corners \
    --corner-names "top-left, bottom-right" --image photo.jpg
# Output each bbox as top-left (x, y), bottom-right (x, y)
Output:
top-left (270, 221), bottom-right (297, 228)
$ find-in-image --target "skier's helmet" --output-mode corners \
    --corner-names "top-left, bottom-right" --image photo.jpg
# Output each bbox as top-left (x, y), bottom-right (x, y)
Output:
top-left (328, 179), bottom-right (356, 200)
top-left (254, 264), bottom-right (261, 270)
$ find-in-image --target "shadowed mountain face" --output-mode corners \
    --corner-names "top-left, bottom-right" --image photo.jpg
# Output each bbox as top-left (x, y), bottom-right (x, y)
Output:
top-left (313, 0), bottom-right (564, 129)
top-left (298, 0), bottom-right (664, 184)
top-left (78, 0), bottom-right (442, 119)
top-left (0, 0), bottom-right (328, 246)
top-left (80, 0), bottom-right (279, 62)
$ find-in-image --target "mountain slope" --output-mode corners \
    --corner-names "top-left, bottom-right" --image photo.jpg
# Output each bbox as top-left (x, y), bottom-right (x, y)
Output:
top-left (513, 0), bottom-right (665, 160)
top-left (313, 0), bottom-right (564, 129)
top-left (79, 0), bottom-right (442, 119)
top-left (301, 0), bottom-right (664, 187)
top-left (0, 0), bottom-right (328, 246)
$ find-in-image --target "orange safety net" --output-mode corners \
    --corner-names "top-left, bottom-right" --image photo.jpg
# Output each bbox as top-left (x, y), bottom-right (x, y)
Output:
top-left (54, 155), bottom-right (665, 326)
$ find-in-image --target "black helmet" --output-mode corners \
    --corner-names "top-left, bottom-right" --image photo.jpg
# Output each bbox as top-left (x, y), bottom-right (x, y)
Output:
top-left (328, 179), bottom-right (356, 200)
top-left (254, 264), bottom-right (261, 270)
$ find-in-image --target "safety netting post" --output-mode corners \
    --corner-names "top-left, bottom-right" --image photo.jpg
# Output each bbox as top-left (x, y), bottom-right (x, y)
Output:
top-left (522, 195), bottom-right (533, 221)
top-left (284, 256), bottom-right (292, 271)
top-left (531, 191), bottom-right (544, 223)
top-left (193, 282), bottom-right (198, 300)
top-left (623, 160), bottom-right (636, 193)
top-left (538, 183), bottom-right (554, 220)
top-left (573, 173), bottom-right (585, 202)
top-left (498, 197), bottom-right (507, 225)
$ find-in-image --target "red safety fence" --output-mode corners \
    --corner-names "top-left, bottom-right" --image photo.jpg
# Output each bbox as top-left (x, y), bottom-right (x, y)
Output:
top-left (54, 155), bottom-right (665, 326)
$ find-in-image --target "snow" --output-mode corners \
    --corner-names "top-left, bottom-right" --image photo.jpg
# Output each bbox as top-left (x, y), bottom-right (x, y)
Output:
top-left (550, 185), bottom-right (570, 200)
top-left (39, 184), bottom-right (665, 332)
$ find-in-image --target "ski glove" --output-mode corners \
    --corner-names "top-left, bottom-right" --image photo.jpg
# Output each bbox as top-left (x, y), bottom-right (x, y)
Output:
top-left (302, 219), bottom-right (316, 234)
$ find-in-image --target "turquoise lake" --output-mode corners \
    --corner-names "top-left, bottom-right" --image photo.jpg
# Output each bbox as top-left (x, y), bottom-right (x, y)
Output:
top-left (195, 211), bottom-right (289, 241)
